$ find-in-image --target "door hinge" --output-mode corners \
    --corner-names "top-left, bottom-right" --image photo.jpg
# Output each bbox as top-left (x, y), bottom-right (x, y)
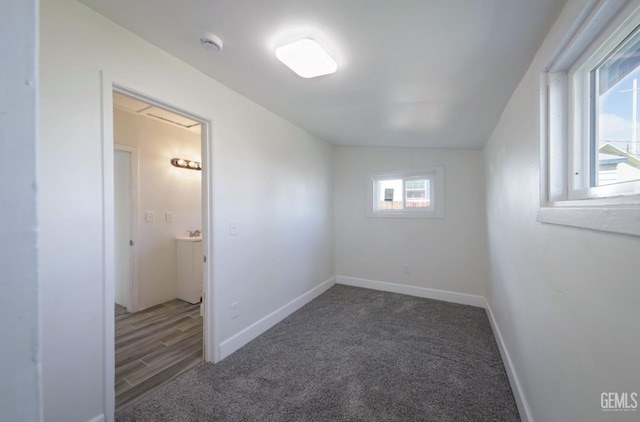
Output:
top-left (129, 240), bottom-right (134, 246)
top-left (204, 255), bottom-right (207, 263)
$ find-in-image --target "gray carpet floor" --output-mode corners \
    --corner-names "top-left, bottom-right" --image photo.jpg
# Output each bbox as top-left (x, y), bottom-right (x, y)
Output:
top-left (116, 285), bottom-right (519, 421)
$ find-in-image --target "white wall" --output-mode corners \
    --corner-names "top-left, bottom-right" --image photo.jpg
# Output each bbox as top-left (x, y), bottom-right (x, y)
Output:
top-left (334, 147), bottom-right (487, 297)
top-left (39, 0), bottom-right (334, 420)
top-left (0, 1), bottom-right (41, 421)
top-left (114, 108), bottom-right (202, 309)
top-left (484, 1), bottom-right (640, 421)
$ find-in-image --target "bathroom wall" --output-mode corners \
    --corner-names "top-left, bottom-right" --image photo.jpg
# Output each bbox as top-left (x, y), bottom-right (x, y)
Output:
top-left (113, 108), bottom-right (202, 309)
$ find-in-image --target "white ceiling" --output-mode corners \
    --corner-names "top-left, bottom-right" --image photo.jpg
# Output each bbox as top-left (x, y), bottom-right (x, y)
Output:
top-left (82, 0), bottom-right (565, 149)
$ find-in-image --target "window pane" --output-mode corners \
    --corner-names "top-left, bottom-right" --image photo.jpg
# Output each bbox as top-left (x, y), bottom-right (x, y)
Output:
top-left (377, 179), bottom-right (403, 210)
top-left (405, 179), bottom-right (430, 208)
top-left (406, 180), bottom-right (425, 190)
top-left (594, 26), bottom-right (640, 187)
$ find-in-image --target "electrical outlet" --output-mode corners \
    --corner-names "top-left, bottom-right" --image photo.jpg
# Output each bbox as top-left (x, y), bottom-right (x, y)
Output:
top-left (145, 211), bottom-right (155, 223)
top-left (402, 264), bottom-right (411, 274)
top-left (230, 301), bottom-right (239, 319)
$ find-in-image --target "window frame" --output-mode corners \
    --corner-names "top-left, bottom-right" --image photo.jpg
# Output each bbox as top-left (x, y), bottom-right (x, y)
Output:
top-left (539, 0), bottom-right (640, 237)
top-left (366, 166), bottom-right (445, 219)
top-left (569, 8), bottom-right (640, 200)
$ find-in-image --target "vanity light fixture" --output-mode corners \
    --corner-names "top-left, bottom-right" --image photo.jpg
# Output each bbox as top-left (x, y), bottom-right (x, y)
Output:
top-left (171, 158), bottom-right (201, 170)
top-left (275, 38), bottom-right (337, 78)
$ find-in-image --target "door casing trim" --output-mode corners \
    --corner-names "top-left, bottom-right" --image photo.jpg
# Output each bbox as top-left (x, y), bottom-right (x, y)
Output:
top-left (100, 71), bottom-right (218, 421)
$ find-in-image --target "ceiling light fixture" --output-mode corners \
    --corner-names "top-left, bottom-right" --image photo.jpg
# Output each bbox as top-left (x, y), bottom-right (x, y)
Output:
top-left (200, 31), bottom-right (223, 52)
top-left (275, 38), bottom-right (337, 78)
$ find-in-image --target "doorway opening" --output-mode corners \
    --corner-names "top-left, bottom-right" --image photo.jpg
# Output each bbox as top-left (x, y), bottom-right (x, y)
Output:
top-left (112, 91), bottom-right (206, 408)
top-left (101, 75), bottom-right (216, 418)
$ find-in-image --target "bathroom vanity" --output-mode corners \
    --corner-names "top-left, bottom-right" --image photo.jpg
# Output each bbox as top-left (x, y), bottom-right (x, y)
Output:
top-left (176, 236), bottom-right (203, 304)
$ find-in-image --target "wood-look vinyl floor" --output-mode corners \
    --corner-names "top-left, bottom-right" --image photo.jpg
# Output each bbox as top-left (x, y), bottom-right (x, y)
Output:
top-left (115, 299), bottom-right (203, 409)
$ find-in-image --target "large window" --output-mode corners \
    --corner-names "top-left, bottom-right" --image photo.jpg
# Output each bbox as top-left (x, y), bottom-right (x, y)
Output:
top-left (541, 0), bottom-right (640, 236)
top-left (367, 167), bottom-right (444, 218)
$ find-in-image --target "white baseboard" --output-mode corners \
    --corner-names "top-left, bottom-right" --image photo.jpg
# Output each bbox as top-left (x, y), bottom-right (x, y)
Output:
top-left (87, 414), bottom-right (105, 422)
top-left (219, 276), bottom-right (336, 360)
top-left (484, 299), bottom-right (533, 422)
top-left (335, 275), bottom-right (486, 308)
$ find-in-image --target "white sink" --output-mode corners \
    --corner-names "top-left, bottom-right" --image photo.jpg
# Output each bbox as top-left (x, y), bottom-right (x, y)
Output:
top-left (176, 236), bottom-right (202, 241)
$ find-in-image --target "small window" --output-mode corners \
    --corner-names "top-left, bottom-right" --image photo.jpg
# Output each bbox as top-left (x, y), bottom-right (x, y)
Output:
top-left (367, 167), bottom-right (444, 219)
top-left (375, 177), bottom-right (431, 211)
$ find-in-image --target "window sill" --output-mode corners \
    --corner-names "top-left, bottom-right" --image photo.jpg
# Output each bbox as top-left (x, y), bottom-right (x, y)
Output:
top-left (537, 204), bottom-right (640, 237)
top-left (366, 211), bottom-right (444, 219)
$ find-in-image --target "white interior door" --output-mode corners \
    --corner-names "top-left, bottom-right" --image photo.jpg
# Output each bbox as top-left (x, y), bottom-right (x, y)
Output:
top-left (114, 149), bottom-right (131, 310)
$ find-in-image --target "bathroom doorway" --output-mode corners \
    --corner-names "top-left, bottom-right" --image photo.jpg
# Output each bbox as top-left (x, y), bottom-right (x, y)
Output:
top-left (112, 92), bottom-right (204, 315)
top-left (110, 89), bottom-right (209, 409)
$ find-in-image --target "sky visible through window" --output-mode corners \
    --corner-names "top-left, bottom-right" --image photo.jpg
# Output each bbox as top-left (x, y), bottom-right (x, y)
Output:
top-left (599, 66), bottom-right (640, 153)
top-left (596, 37), bottom-right (640, 187)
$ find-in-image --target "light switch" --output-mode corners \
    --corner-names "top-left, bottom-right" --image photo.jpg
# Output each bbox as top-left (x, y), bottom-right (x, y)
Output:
top-left (229, 220), bottom-right (239, 236)
top-left (166, 212), bottom-right (174, 223)
top-left (145, 211), bottom-right (155, 223)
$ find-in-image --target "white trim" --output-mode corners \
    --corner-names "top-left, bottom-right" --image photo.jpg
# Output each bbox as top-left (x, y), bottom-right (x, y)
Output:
top-left (200, 110), bottom-right (217, 364)
top-left (335, 276), bottom-right (485, 308)
top-left (100, 71), bottom-right (217, 421)
top-left (86, 413), bottom-right (105, 422)
top-left (100, 73), bottom-right (116, 422)
top-left (537, 205), bottom-right (640, 236)
top-left (484, 300), bottom-right (533, 422)
top-left (219, 277), bottom-right (336, 360)
top-left (114, 144), bottom-right (140, 313)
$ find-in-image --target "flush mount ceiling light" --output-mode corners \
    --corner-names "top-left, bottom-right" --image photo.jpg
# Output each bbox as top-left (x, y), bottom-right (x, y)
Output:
top-left (200, 31), bottom-right (223, 52)
top-left (275, 38), bottom-right (337, 78)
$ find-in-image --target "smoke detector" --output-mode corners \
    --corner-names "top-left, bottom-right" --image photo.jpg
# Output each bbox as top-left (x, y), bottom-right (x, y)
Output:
top-left (200, 32), bottom-right (223, 52)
